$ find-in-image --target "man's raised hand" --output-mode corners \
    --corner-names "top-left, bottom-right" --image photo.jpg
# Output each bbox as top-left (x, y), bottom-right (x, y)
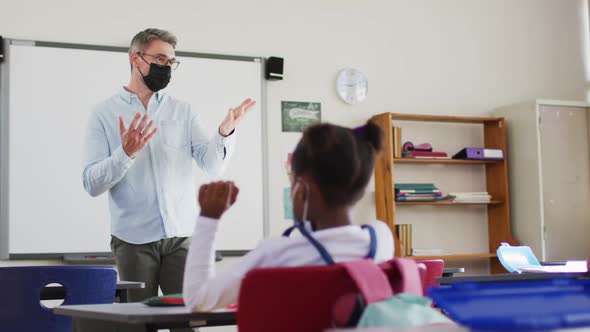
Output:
top-left (119, 112), bottom-right (158, 158)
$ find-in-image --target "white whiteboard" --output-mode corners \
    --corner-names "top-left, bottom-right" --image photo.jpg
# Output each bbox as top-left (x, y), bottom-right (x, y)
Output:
top-left (0, 40), bottom-right (266, 256)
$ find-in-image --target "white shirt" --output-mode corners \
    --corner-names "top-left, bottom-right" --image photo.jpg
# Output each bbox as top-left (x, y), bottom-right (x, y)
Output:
top-left (183, 217), bottom-right (395, 312)
top-left (82, 88), bottom-right (235, 244)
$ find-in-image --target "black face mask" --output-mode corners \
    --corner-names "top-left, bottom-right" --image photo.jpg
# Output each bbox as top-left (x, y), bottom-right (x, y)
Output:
top-left (138, 63), bottom-right (171, 92)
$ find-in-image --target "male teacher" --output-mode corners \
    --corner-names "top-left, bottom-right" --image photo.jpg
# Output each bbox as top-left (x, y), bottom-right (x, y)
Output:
top-left (82, 28), bottom-right (255, 304)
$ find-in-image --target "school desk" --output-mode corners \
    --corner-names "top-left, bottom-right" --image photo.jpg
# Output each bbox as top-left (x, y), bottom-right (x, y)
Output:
top-left (54, 302), bottom-right (236, 331)
top-left (437, 272), bottom-right (588, 285)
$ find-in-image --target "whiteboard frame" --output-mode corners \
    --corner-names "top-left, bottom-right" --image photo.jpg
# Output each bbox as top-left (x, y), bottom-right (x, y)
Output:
top-left (0, 38), bottom-right (269, 259)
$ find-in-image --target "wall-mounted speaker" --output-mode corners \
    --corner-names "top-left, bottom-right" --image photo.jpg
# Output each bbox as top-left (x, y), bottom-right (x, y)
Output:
top-left (265, 56), bottom-right (283, 80)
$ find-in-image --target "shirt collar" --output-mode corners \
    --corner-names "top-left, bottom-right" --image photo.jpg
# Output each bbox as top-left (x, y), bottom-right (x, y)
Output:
top-left (119, 87), bottom-right (164, 104)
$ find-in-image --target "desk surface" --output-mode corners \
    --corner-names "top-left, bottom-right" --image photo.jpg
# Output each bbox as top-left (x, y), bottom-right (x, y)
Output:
top-left (327, 326), bottom-right (464, 332)
top-left (54, 302), bottom-right (236, 325)
top-left (437, 272), bottom-right (588, 284)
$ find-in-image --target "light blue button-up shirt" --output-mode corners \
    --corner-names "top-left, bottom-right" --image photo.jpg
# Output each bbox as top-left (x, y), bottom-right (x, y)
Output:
top-left (82, 88), bottom-right (234, 244)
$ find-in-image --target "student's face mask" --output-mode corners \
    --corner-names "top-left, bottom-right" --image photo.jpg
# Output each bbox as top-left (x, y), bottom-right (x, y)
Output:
top-left (292, 181), bottom-right (313, 232)
top-left (137, 55), bottom-right (172, 92)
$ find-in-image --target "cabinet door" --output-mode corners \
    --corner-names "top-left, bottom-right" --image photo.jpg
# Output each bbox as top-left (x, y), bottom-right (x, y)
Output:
top-left (539, 105), bottom-right (590, 261)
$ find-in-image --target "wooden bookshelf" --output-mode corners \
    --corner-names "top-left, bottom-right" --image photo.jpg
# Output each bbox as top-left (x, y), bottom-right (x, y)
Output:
top-left (394, 158), bottom-right (499, 165)
top-left (390, 113), bottom-right (502, 124)
top-left (396, 200), bottom-right (502, 206)
top-left (371, 112), bottom-right (517, 274)
top-left (410, 253), bottom-right (497, 260)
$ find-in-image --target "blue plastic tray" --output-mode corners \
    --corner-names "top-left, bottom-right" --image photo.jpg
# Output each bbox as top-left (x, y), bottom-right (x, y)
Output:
top-left (428, 278), bottom-right (590, 330)
top-left (496, 242), bottom-right (541, 273)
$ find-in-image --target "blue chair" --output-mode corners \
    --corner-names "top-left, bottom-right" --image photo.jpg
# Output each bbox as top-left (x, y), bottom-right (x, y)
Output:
top-left (0, 265), bottom-right (117, 332)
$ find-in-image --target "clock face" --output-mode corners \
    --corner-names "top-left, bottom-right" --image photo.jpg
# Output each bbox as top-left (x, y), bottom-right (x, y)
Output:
top-left (336, 68), bottom-right (368, 105)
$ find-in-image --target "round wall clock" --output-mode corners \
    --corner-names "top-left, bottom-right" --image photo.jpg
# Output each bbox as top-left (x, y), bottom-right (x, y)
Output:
top-left (336, 68), bottom-right (368, 105)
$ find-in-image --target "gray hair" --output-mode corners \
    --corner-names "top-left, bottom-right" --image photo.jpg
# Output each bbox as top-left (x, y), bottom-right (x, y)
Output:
top-left (129, 28), bottom-right (177, 54)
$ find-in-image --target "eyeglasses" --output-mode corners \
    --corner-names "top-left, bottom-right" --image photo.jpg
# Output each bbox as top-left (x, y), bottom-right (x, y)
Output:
top-left (137, 52), bottom-right (180, 70)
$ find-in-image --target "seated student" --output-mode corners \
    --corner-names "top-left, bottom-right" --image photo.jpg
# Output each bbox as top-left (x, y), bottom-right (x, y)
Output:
top-left (183, 121), bottom-right (394, 311)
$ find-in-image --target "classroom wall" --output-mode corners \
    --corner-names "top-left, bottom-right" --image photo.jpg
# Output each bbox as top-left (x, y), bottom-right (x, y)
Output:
top-left (0, 1), bottom-right (588, 271)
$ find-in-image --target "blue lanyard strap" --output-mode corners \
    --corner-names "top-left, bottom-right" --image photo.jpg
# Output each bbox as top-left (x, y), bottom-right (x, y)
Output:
top-left (282, 225), bottom-right (296, 237)
top-left (296, 224), bottom-right (336, 265)
top-left (283, 224), bottom-right (378, 264)
top-left (361, 224), bottom-right (377, 259)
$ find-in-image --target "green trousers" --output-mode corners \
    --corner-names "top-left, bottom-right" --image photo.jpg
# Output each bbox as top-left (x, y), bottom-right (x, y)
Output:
top-left (111, 235), bottom-right (195, 331)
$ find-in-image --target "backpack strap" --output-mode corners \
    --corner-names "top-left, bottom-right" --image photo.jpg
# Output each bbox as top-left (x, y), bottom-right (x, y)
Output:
top-left (382, 258), bottom-right (423, 295)
top-left (340, 259), bottom-right (393, 304)
top-left (333, 258), bottom-right (423, 328)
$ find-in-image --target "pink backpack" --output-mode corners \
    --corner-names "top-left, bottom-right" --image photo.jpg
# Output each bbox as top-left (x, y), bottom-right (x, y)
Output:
top-left (332, 258), bottom-right (453, 328)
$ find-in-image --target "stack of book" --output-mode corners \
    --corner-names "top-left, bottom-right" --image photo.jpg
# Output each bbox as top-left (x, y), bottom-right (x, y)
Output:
top-left (392, 126), bottom-right (402, 158)
top-left (395, 224), bottom-right (412, 257)
top-left (395, 183), bottom-right (443, 201)
top-left (402, 151), bottom-right (449, 159)
top-left (449, 192), bottom-right (492, 203)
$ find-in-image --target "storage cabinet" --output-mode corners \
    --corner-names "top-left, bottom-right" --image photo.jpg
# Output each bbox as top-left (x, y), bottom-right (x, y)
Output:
top-left (493, 100), bottom-right (590, 261)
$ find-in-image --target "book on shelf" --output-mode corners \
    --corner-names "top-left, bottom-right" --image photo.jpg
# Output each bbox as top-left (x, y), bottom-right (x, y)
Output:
top-left (453, 199), bottom-right (492, 203)
top-left (395, 183), bottom-right (437, 190)
top-left (402, 224), bottom-right (407, 257)
top-left (407, 224), bottom-right (412, 256)
top-left (449, 192), bottom-right (492, 203)
top-left (452, 199), bottom-right (492, 203)
top-left (396, 224), bottom-right (405, 257)
top-left (414, 156), bottom-right (451, 159)
top-left (449, 192), bottom-right (489, 196)
top-left (395, 224), bottom-right (412, 257)
top-left (395, 183), bottom-right (443, 201)
top-left (404, 224), bottom-right (414, 256)
top-left (396, 189), bottom-right (441, 194)
top-left (397, 192), bottom-right (443, 197)
top-left (403, 151), bottom-right (449, 158)
top-left (452, 147), bottom-right (504, 160)
top-left (397, 196), bottom-right (444, 201)
top-left (392, 126), bottom-right (399, 158)
top-left (392, 126), bottom-right (402, 158)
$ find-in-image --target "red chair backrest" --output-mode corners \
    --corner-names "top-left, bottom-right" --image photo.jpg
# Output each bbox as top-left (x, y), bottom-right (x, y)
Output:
top-left (237, 259), bottom-right (425, 332)
top-left (413, 259), bottom-right (444, 292)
